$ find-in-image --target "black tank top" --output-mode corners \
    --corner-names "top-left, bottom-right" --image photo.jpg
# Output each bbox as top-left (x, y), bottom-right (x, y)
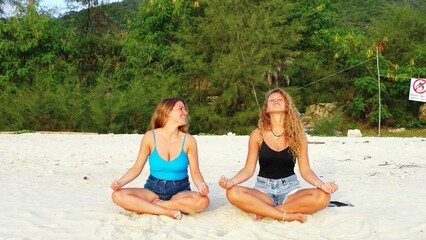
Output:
top-left (258, 141), bottom-right (295, 179)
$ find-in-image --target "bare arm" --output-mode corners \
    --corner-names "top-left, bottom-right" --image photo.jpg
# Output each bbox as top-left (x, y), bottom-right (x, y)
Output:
top-left (186, 134), bottom-right (209, 196)
top-left (110, 131), bottom-right (152, 190)
top-left (297, 137), bottom-right (338, 193)
top-left (219, 129), bottom-right (261, 189)
top-left (297, 138), bottom-right (320, 185)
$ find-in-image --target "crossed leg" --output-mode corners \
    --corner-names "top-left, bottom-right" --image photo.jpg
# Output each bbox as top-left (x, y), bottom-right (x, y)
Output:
top-left (112, 188), bottom-right (182, 220)
top-left (153, 191), bottom-right (210, 214)
top-left (276, 188), bottom-right (330, 214)
top-left (226, 185), bottom-right (306, 223)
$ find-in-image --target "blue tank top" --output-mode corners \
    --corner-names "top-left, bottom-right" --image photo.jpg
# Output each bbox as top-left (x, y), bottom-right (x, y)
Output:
top-left (148, 131), bottom-right (189, 181)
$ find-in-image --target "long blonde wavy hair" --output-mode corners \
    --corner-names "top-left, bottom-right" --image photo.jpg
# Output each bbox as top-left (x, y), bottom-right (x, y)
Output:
top-left (150, 98), bottom-right (188, 133)
top-left (258, 88), bottom-right (305, 159)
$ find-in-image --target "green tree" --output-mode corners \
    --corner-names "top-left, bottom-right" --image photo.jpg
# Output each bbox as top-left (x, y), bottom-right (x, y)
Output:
top-left (174, 0), bottom-right (303, 133)
top-left (365, 1), bottom-right (426, 127)
top-left (117, 0), bottom-right (192, 97)
top-left (288, 0), bottom-right (345, 109)
top-left (65, 0), bottom-right (115, 34)
top-left (0, 4), bottom-right (76, 89)
top-left (369, 1), bottom-right (426, 67)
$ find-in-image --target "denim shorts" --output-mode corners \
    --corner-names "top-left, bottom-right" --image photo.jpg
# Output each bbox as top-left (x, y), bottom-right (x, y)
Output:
top-left (144, 175), bottom-right (191, 200)
top-left (254, 174), bottom-right (301, 206)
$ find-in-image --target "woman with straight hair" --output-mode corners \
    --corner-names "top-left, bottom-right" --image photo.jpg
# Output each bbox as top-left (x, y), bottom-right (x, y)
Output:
top-left (111, 98), bottom-right (210, 220)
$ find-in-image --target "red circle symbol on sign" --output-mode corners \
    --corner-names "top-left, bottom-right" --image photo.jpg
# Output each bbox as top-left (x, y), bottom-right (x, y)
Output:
top-left (413, 79), bottom-right (426, 94)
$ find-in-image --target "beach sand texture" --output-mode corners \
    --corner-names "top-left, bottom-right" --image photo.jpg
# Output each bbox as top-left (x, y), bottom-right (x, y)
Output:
top-left (1, 134), bottom-right (425, 240)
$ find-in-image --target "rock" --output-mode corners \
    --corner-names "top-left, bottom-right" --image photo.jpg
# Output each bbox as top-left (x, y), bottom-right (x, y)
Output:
top-left (301, 102), bottom-right (338, 128)
top-left (419, 103), bottom-right (426, 121)
top-left (389, 128), bottom-right (406, 133)
top-left (347, 129), bottom-right (362, 137)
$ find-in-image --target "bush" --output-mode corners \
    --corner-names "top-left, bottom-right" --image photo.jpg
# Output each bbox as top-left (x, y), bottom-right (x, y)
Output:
top-left (309, 113), bottom-right (344, 136)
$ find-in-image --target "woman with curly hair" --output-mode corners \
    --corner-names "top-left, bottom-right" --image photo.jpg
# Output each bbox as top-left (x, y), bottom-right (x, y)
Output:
top-left (218, 88), bottom-right (338, 223)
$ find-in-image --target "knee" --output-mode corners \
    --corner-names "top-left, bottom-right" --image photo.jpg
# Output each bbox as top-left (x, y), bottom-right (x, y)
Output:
top-left (111, 190), bottom-right (122, 205)
top-left (315, 190), bottom-right (331, 209)
top-left (226, 186), bottom-right (242, 203)
top-left (196, 196), bottom-right (210, 212)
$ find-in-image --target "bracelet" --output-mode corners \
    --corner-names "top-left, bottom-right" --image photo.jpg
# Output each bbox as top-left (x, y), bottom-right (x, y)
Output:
top-left (199, 182), bottom-right (206, 188)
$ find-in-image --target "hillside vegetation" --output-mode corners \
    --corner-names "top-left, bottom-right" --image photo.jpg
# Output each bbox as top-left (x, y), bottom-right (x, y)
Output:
top-left (0, 0), bottom-right (425, 135)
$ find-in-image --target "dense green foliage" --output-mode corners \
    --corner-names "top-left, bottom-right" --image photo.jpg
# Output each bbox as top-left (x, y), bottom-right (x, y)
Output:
top-left (0, 0), bottom-right (425, 134)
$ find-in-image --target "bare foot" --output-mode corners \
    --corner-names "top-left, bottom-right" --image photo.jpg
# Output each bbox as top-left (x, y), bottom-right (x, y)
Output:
top-left (153, 198), bottom-right (168, 208)
top-left (253, 214), bottom-right (264, 221)
top-left (152, 198), bottom-right (162, 206)
top-left (283, 213), bottom-right (306, 223)
top-left (169, 210), bottom-right (182, 220)
top-left (151, 199), bottom-right (181, 219)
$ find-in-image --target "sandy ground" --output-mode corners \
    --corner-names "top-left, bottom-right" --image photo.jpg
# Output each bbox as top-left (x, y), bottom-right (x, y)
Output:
top-left (0, 133), bottom-right (425, 240)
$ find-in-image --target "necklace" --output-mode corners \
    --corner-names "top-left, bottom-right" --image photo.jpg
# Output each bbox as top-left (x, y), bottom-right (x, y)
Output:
top-left (271, 129), bottom-right (284, 139)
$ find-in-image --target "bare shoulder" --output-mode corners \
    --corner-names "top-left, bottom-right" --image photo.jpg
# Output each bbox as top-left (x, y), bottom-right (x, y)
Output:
top-left (183, 133), bottom-right (198, 154)
top-left (249, 128), bottom-right (262, 139)
top-left (140, 130), bottom-right (154, 148)
top-left (184, 133), bottom-right (197, 145)
top-left (142, 130), bottom-right (154, 140)
top-left (249, 128), bottom-right (263, 146)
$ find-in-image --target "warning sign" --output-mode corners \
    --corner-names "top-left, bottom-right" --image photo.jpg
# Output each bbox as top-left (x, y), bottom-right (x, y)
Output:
top-left (409, 78), bottom-right (426, 102)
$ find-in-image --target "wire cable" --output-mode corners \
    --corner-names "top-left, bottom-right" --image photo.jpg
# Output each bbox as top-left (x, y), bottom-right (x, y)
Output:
top-left (292, 57), bottom-right (377, 91)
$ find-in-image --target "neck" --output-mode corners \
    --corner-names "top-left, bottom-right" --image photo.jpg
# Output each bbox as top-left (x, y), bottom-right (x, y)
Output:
top-left (269, 113), bottom-right (285, 138)
top-left (270, 113), bottom-right (284, 128)
top-left (161, 125), bottom-right (180, 139)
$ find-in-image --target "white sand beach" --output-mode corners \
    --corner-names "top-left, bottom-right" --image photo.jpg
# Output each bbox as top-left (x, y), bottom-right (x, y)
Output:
top-left (0, 133), bottom-right (425, 240)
